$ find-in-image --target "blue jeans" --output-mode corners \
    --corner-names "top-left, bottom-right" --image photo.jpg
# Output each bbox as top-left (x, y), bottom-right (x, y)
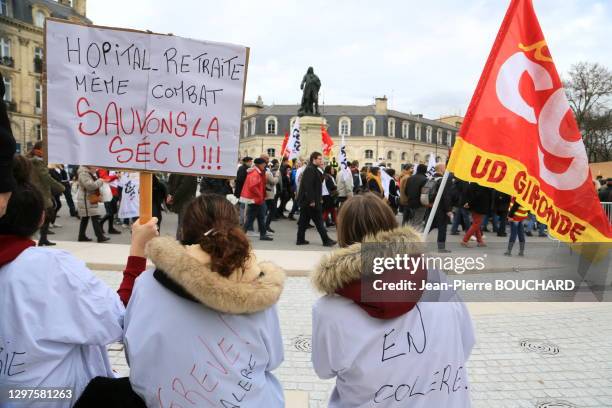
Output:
top-left (509, 221), bottom-right (525, 243)
top-left (244, 204), bottom-right (267, 237)
top-left (527, 214), bottom-right (546, 235)
top-left (451, 207), bottom-right (470, 233)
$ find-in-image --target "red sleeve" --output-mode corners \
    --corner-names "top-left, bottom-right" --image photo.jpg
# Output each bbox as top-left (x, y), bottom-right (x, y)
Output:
top-left (118, 256), bottom-right (147, 306)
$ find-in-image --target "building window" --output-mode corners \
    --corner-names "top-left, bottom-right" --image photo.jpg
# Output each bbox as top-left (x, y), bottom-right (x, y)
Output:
top-left (267, 148), bottom-right (276, 157)
top-left (386, 151), bottom-right (393, 160)
top-left (402, 121), bottom-right (409, 139)
top-left (426, 126), bottom-right (433, 144)
top-left (34, 10), bottom-right (46, 28)
top-left (34, 46), bottom-right (44, 73)
top-left (365, 149), bottom-right (374, 159)
top-left (414, 153), bottom-right (420, 162)
top-left (0, 37), bottom-right (10, 59)
top-left (364, 117), bottom-right (375, 136)
top-left (0, 0), bottom-right (8, 16)
top-left (250, 118), bottom-right (256, 136)
top-left (265, 116), bottom-right (277, 135)
top-left (35, 124), bottom-right (42, 140)
top-left (401, 152), bottom-right (407, 161)
top-left (415, 124), bottom-right (422, 141)
top-left (387, 118), bottom-right (395, 137)
top-left (339, 117), bottom-right (350, 136)
top-left (35, 83), bottom-right (42, 113)
top-left (447, 130), bottom-right (453, 146)
top-left (2, 77), bottom-right (11, 102)
top-left (436, 128), bottom-right (443, 145)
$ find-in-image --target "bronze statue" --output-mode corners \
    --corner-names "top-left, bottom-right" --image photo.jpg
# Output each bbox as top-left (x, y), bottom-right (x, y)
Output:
top-left (298, 67), bottom-right (321, 116)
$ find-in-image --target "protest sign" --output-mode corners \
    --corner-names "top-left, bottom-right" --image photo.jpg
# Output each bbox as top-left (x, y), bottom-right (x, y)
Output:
top-left (44, 19), bottom-right (249, 178)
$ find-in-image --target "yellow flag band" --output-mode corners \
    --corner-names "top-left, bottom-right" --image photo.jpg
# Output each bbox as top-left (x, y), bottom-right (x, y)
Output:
top-left (448, 138), bottom-right (611, 243)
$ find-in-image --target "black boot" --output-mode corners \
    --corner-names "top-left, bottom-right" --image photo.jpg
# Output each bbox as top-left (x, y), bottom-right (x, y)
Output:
top-left (78, 217), bottom-right (92, 241)
top-left (518, 242), bottom-right (525, 256)
top-left (38, 220), bottom-right (55, 246)
top-left (504, 241), bottom-right (514, 256)
top-left (92, 216), bottom-right (110, 243)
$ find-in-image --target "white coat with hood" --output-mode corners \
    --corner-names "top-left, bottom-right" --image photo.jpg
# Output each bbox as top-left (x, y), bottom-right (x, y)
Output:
top-left (124, 236), bottom-right (286, 408)
top-left (311, 227), bottom-right (475, 408)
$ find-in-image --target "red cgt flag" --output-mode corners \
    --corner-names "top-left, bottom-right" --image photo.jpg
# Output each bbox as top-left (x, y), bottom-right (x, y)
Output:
top-left (280, 130), bottom-right (289, 158)
top-left (448, 0), bottom-right (611, 243)
top-left (321, 125), bottom-right (334, 157)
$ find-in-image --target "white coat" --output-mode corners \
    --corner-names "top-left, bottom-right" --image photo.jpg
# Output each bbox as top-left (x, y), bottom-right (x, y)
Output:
top-left (311, 227), bottom-right (475, 408)
top-left (0, 246), bottom-right (124, 408)
top-left (124, 236), bottom-right (286, 408)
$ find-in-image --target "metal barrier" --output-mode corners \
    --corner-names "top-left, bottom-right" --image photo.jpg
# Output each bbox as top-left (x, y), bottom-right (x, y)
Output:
top-left (602, 202), bottom-right (612, 225)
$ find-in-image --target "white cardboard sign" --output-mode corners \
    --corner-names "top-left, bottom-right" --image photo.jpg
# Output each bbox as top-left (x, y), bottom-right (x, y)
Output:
top-left (45, 19), bottom-right (248, 177)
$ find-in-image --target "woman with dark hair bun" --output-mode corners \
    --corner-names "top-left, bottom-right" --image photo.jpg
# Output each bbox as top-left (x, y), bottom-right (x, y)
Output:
top-left (124, 193), bottom-right (286, 407)
top-left (0, 155), bottom-right (159, 408)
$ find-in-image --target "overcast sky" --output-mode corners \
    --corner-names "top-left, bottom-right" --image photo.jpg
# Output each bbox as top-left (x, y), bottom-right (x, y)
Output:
top-left (88, 0), bottom-right (612, 119)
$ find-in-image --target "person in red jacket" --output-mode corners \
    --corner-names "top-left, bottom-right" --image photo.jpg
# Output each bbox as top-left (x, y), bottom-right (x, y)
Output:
top-left (97, 168), bottom-right (121, 234)
top-left (240, 158), bottom-right (273, 241)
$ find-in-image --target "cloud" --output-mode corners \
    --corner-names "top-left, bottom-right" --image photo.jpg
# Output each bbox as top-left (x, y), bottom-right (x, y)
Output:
top-left (87, 0), bottom-right (612, 118)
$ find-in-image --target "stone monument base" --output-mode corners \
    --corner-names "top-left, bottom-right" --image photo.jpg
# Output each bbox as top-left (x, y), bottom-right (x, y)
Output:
top-left (297, 116), bottom-right (325, 161)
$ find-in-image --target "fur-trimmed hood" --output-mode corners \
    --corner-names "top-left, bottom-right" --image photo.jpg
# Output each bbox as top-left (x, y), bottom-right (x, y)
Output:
top-left (312, 226), bottom-right (424, 294)
top-left (145, 236), bottom-right (285, 314)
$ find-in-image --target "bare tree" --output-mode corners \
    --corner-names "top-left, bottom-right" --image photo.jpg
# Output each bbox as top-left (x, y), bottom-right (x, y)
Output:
top-left (564, 62), bottom-right (612, 162)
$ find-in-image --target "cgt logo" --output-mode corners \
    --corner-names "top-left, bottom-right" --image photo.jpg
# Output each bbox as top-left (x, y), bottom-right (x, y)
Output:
top-left (495, 43), bottom-right (589, 191)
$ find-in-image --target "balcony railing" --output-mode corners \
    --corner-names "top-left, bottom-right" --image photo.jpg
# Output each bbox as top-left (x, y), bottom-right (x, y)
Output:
top-left (0, 56), bottom-right (14, 68)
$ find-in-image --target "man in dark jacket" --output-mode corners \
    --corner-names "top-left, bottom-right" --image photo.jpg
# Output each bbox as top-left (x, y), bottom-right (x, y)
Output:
top-left (296, 151), bottom-right (336, 247)
top-left (234, 157), bottom-right (252, 225)
top-left (0, 72), bottom-right (16, 218)
top-left (450, 176), bottom-right (470, 234)
top-left (166, 174), bottom-right (197, 239)
top-left (404, 163), bottom-right (428, 226)
top-left (493, 190), bottom-right (511, 237)
top-left (276, 157), bottom-right (292, 218)
top-left (425, 164), bottom-right (453, 252)
top-left (599, 178), bottom-right (612, 203)
top-left (199, 177), bottom-right (232, 196)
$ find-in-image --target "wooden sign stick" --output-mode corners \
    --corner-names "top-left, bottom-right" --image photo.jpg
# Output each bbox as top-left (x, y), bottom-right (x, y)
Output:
top-left (139, 172), bottom-right (152, 223)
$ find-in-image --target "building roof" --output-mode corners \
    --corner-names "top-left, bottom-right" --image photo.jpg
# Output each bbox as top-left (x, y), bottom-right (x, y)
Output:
top-left (250, 104), bottom-right (459, 130)
top-left (11, 0), bottom-right (90, 25)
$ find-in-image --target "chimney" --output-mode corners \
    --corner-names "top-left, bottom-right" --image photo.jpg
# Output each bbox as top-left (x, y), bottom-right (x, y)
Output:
top-left (73, 0), bottom-right (87, 16)
top-left (375, 96), bottom-right (387, 115)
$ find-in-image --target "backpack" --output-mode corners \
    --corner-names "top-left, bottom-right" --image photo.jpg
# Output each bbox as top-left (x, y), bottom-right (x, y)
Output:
top-left (420, 177), bottom-right (440, 207)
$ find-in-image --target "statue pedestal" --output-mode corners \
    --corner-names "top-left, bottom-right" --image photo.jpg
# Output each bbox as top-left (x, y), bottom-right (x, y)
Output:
top-left (298, 116), bottom-right (324, 161)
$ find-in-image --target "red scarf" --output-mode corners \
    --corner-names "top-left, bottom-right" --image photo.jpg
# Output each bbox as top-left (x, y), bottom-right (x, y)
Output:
top-left (0, 235), bottom-right (36, 267)
top-left (336, 262), bottom-right (427, 319)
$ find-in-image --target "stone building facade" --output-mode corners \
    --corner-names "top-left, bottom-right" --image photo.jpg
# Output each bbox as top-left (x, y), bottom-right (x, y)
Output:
top-left (0, 0), bottom-right (88, 152)
top-left (240, 96), bottom-right (460, 170)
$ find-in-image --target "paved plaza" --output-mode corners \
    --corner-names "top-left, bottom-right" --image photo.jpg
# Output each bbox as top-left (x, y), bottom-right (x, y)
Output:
top-left (95, 270), bottom-right (612, 408)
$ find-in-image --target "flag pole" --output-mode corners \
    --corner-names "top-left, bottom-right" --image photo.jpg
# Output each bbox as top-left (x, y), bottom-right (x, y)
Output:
top-left (422, 171), bottom-right (450, 240)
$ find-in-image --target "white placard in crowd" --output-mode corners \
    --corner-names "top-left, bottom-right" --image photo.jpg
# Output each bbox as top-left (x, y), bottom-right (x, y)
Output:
top-left (45, 19), bottom-right (248, 177)
top-left (285, 117), bottom-right (301, 160)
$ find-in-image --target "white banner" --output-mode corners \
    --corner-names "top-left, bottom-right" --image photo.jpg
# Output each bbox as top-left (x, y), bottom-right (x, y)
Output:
top-left (45, 20), bottom-right (248, 177)
top-left (285, 117), bottom-right (301, 160)
top-left (426, 152), bottom-right (436, 178)
top-left (338, 135), bottom-right (351, 182)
